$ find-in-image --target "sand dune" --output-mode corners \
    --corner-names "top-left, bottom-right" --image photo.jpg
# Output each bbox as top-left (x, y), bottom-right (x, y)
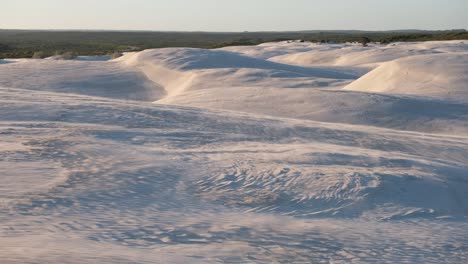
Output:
top-left (344, 53), bottom-right (468, 101)
top-left (1, 40), bottom-right (467, 263)
top-left (269, 44), bottom-right (440, 67)
top-left (121, 41), bottom-right (468, 134)
top-left (0, 59), bottom-right (165, 101)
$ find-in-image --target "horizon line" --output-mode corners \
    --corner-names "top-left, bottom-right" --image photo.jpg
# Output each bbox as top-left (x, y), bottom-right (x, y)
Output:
top-left (1, 28), bottom-right (467, 33)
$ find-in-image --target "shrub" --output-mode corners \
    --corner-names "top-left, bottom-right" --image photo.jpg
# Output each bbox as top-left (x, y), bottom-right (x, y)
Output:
top-left (60, 51), bottom-right (77, 60)
top-left (360, 36), bottom-right (371, 47)
top-left (32, 51), bottom-right (47, 59)
top-left (110, 51), bottom-right (123, 59)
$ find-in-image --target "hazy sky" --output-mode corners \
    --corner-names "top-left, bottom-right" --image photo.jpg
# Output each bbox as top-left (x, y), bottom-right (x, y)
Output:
top-left (2, 0), bottom-right (467, 31)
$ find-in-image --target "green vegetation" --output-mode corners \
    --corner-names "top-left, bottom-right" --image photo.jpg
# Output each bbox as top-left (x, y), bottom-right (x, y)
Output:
top-left (110, 51), bottom-right (123, 59)
top-left (360, 36), bottom-right (371, 47)
top-left (32, 51), bottom-right (47, 59)
top-left (0, 29), bottom-right (466, 59)
top-left (59, 51), bottom-right (78, 60)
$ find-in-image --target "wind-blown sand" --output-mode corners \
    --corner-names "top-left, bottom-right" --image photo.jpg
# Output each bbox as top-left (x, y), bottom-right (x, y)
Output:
top-left (0, 40), bottom-right (467, 263)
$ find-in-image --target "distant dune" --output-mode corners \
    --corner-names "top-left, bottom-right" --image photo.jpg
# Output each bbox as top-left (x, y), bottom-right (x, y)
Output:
top-left (344, 52), bottom-right (468, 101)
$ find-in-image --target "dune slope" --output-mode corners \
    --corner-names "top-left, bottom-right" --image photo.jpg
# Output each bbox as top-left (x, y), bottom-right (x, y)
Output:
top-left (344, 53), bottom-right (468, 101)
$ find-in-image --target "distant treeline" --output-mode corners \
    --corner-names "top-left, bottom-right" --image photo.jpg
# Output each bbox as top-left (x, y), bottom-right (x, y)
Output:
top-left (0, 29), bottom-right (467, 59)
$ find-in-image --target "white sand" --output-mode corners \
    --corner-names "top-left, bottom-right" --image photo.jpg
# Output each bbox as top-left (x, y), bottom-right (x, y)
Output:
top-left (0, 40), bottom-right (467, 263)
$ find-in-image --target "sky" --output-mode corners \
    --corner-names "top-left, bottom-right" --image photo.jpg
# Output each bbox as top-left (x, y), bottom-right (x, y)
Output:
top-left (1, 0), bottom-right (467, 31)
